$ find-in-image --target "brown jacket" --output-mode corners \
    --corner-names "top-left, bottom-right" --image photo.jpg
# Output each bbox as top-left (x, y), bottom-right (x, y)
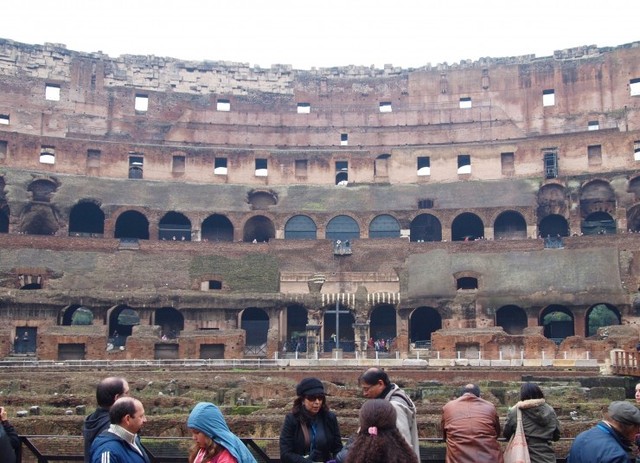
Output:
top-left (441, 393), bottom-right (503, 463)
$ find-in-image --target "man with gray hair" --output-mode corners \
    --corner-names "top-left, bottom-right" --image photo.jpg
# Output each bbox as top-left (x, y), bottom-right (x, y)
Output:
top-left (568, 400), bottom-right (640, 463)
top-left (441, 383), bottom-right (502, 463)
top-left (82, 377), bottom-right (129, 462)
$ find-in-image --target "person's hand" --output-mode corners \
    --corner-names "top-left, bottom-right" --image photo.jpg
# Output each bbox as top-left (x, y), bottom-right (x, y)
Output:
top-left (0, 406), bottom-right (7, 422)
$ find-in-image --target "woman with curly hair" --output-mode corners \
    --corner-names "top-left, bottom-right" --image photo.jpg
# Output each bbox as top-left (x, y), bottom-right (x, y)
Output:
top-left (345, 399), bottom-right (419, 463)
top-left (187, 402), bottom-right (257, 463)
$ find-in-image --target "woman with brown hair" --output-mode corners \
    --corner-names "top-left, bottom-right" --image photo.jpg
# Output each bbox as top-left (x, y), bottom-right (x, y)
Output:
top-left (345, 399), bottom-right (418, 463)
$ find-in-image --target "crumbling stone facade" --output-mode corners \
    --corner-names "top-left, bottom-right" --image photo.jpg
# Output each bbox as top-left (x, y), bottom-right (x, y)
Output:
top-left (1, 38), bottom-right (640, 362)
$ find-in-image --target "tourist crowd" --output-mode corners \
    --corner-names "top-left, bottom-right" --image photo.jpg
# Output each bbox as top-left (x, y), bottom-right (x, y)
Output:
top-left (3, 374), bottom-right (640, 463)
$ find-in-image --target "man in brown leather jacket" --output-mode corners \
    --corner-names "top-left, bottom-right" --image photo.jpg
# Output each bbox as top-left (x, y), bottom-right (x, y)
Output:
top-left (441, 383), bottom-right (503, 463)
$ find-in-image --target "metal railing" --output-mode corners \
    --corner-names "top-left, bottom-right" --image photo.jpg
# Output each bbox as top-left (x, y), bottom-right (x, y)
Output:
top-left (15, 436), bottom-right (572, 463)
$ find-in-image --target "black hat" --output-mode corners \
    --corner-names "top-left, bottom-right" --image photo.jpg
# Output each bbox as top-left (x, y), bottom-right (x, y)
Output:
top-left (296, 377), bottom-right (325, 397)
top-left (609, 401), bottom-right (640, 425)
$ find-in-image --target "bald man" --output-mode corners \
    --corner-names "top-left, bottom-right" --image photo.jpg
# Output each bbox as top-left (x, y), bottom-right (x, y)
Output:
top-left (82, 377), bottom-right (129, 462)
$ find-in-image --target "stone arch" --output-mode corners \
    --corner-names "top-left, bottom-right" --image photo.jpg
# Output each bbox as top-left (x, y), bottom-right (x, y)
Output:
top-left (409, 307), bottom-right (442, 346)
top-left (540, 304), bottom-right (574, 343)
top-left (585, 303), bottom-right (620, 337)
top-left (538, 214), bottom-right (569, 237)
top-left (108, 304), bottom-right (140, 346)
top-left (248, 189), bottom-right (278, 210)
top-left (537, 182), bottom-right (568, 217)
top-left (243, 214), bottom-right (275, 242)
top-left (494, 210), bottom-right (527, 240)
top-left (153, 307), bottom-right (184, 338)
top-left (369, 214), bottom-right (400, 239)
top-left (27, 177), bottom-right (58, 202)
top-left (451, 212), bottom-right (484, 241)
top-left (285, 304), bottom-right (308, 350)
top-left (629, 175), bottom-right (640, 202)
top-left (326, 214), bottom-right (360, 241)
top-left (114, 210), bottom-right (149, 240)
top-left (59, 304), bottom-right (94, 326)
top-left (627, 204), bottom-right (640, 232)
top-left (409, 213), bottom-right (442, 242)
top-left (369, 304), bottom-right (397, 343)
top-left (323, 303), bottom-right (355, 352)
top-left (580, 179), bottom-right (616, 218)
top-left (201, 214), bottom-right (234, 242)
top-left (496, 305), bottom-right (527, 334)
top-left (284, 215), bottom-right (317, 240)
top-left (241, 307), bottom-right (269, 347)
top-left (69, 200), bottom-right (105, 237)
top-left (159, 211), bottom-right (191, 241)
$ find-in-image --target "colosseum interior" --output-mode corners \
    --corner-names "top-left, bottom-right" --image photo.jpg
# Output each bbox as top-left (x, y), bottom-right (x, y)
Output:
top-left (1, 38), bottom-right (640, 365)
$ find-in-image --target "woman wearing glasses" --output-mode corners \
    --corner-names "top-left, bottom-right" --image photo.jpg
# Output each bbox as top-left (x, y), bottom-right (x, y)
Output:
top-left (279, 377), bottom-right (343, 463)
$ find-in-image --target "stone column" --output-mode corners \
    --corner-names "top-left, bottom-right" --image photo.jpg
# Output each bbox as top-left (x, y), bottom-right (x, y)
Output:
top-left (305, 324), bottom-right (321, 358)
top-left (353, 321), bottom-right (370, 357)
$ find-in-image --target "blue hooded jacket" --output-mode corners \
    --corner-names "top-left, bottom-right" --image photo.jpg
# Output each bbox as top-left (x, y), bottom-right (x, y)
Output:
top-left (187, 402), bottom-right (257, 463)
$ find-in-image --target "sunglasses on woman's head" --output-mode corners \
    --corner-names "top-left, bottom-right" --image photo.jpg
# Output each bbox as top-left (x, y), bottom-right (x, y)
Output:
top-left (304, 395), bottom-right (325, 402)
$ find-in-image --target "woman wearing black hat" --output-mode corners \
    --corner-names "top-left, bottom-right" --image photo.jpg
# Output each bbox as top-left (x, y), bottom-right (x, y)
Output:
top-left (279, 377), bottom-right (343, 463)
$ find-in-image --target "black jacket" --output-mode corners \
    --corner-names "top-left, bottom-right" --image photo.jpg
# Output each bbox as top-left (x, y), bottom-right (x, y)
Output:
top-left (279, 410), bottom-right (342, 463)
top-left (82, 408), bottom-right (111, 462)
top-left (0, 420), bottom-right (19, 463)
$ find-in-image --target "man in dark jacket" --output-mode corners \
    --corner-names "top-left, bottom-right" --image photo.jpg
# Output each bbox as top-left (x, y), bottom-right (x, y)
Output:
top-left (0, 405), bottom-right (19, 463)
top-left (90, 397), bottom-right (150, 463)
top-left (568, 401), bottom-right (640, 463)
top-left (82, 377), bottom-right (129, 462)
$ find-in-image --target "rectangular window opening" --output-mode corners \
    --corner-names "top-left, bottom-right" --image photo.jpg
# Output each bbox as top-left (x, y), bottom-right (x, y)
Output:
top-left (336, 161), bottom-right (348, 185)
top-left (417, 156), bottom-right (431, 176)
top-left (172, 155), bottom-right (186, 173)
top-left (542, 89), bottom-right (555, 107)
top-left (418, 198), bottom-right (434, 209)
top-left (129, 154), bottom-right (144, 179)
top-left (87, 149), bottom-right (101, 168)
top-left (340, 133), bottom-right (348, 146)
top-left (255, 158), bottom-right (268, 177)
top-left (379, 102), bottom-right (392, 113)
top-left (134, 94), bottom-right (149, 112)
top-left (40, 146), bottom-right (55, 165)
top-left (216, 99), bottom-right (231, 111)
top-left (543, 150), bottom-right (558, 179)
top-left (0, 140), bottom-right (7, 161)
top-left (630, 78), bottom-right (640, 97)
top-left (457, 154), bottom-right (471, 174)
top-left (297, 103), bottom-right (311, 114)
top-left (635, 141), bottom-right (640, 161)
top-left (588, 120), bottom-right (599, 131)
top-left (588, 145), bottom-right (602, 166)
top-left (0, 114), bottom-right (9, 125)
top-left (214, 157), bottom-right (228, 175)
top-left (501, 152), bottom-right (515, 175)
top-left (459, 97), bottom-right (472, 109)
top-left (295, 159), bottom-right (308, 177)
top-left (45, 84), bottom-right (60, 101)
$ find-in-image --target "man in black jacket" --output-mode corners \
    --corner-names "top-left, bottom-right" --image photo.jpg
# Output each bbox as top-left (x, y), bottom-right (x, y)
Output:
top-left (0, 406), bottom-right (19, 463)
top-left (82, 377), bottom-right (129, 462)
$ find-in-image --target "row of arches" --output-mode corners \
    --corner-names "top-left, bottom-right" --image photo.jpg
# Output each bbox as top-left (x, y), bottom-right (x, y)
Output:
top-left (55, 301), bottom-right (621, 351)
top-left (0, 200), bottom-right (618, 242)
